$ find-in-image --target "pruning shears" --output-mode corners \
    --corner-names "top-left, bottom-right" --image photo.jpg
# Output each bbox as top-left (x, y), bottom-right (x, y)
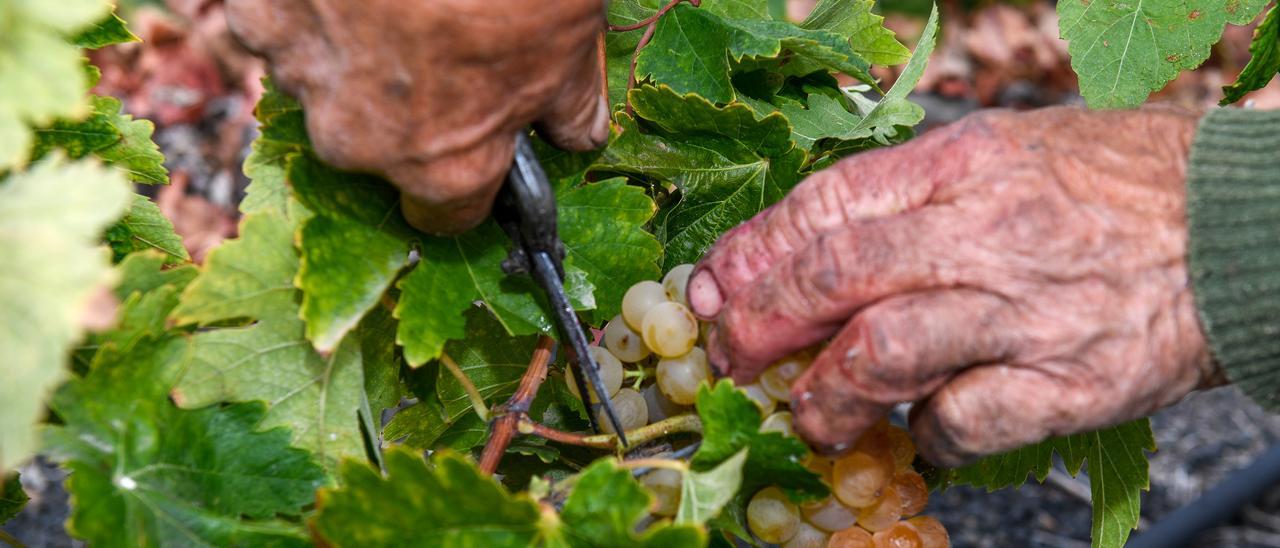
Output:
top-left (494, 133), bottom-right (629, 447)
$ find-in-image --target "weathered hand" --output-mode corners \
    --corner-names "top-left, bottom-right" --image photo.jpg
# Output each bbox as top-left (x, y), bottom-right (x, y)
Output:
top-left (226, 0), bottom-right (608, 233)
top-left (685, 106), bottom-right (1222, 466)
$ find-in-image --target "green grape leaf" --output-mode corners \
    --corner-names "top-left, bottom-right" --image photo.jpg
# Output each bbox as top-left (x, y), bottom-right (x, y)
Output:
top-left (0, 158), bottom-right (131, 471)
top-left (85, 253), bottom-right (195, 358)
top-left (692, 380), bottom-right (827, 501)
top-left (34, 96), bottom-right (168, 184)
top-left (314, 449), bottom-right (544, 547)
top-left (289, 153), bottom-right (412, 353)
top-left (0, 0), bottom-right (109, 168)
top-left (1222, 5), bottom-right (1280, 104)
top-left (636, 4), bottom-right (874, 103)
top-left (113, 249), bottom-right (198, 301)
top-left (395, 222), bottom-right (594, 366)
top-left (596, 85), bottom-right (804, 268)
top-left (551, 459), bottom-right (705, 547)
top-left (557, 177), bottom-right (663, 323)
top-left (1058, 0), bottom-right (1269, 108)
top-left (801, 0), bottom-right (911, 66)
top-left (779, 4), bottom-right (937, 150)
top-left (242, 81), bottom-right (309, 217)
top-left (170, 212), bottom-right (370, 470)
top-left (105, 194), bottom-right (189, 263)
top-left (1, 473), bottom-right (27, 525)
top-left (677, 448), bottom-right (748, 526)
top-left (43, 335), bottom-right (324, 547)
top-left (951, 419), bottom-right (1156, 548)
top-left (73, 12), bottom-right (140, 49)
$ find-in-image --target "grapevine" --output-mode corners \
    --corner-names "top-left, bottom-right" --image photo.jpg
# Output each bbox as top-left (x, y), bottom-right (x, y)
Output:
top-left (5, 0), bottom-right (1279, 546)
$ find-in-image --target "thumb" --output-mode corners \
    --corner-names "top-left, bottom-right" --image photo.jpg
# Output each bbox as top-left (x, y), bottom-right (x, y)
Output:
top-left (533, 34), bottom-right (611, 152)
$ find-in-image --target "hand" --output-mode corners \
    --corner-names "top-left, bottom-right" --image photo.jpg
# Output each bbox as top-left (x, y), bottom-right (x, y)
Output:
top-left (685, 106), bottom-right (1223, 466)
top-left (226, 0), bottom-right (609, 233)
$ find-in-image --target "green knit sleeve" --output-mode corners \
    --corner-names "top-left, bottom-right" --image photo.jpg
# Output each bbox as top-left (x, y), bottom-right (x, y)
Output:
top-left (1187, 108), bottom-right (1280, 412)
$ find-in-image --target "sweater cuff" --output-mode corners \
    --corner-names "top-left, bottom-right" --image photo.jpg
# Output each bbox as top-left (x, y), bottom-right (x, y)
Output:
top-left (1187, 108), bottom-right (1280, 412)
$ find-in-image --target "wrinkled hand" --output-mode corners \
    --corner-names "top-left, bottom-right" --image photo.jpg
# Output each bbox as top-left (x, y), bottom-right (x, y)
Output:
top-left (226, 0), bottom-right (608, 233)
top-left (686, 106), bottom-right (1222, 466)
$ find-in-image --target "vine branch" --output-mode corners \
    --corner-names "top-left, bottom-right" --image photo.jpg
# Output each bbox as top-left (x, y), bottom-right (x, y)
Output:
top-left (479, 335), bottom-right (556, 474)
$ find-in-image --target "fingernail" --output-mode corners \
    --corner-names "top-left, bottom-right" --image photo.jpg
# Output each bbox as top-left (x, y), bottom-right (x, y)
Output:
top-left (589, 96), bottom-right (610, 147)
top-left (688, 269), bottom-right (724, 318)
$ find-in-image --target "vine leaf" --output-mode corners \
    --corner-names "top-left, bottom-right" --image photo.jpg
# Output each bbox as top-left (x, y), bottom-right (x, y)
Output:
top-left (636, 4), bottom-right (874, 103)
top-left (242, 81), bottom-right (310, 218)
top-left (596, 85), bottom-right (804, 268)
top-left (951, 419), bottom-right (1156, 548)
top-left (0, 158), bottom-right (131, 471)
top-left (677, 448), bottom-right (748, 525)
top-left (34, 95), bottom-right (169, 185)
top-left (105, 194), bottom-right (189, 263)
top-left (314, 450), bottom-right (703, 547)
top-left (43, 335), bottom-right (324, 547)
top-left (1058, 0), bottom-right (1268, 108)
top-left (1222, 4), bottom-right (1280, 104)
top-left (72, 12), bottom-right (140, 49)
top-left (313, 449), bottom-right (544, 546)
top-left (780, 3), bottom-right (938, 150)
top-left (800, 0), bottom-right (910, 66)
top-left (692, 380), bottom-right (827, 501)
top-left (170, 212), bottom-right (370, 471)
top-left (0, 0), bottom-right (108, 168)
top-left (1, 473), bottom-right (27, 525)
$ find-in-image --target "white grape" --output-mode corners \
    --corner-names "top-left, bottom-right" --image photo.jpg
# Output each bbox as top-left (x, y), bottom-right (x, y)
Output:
top-left (783, 521), bottom-right (830, 548)
top-left (662, 263), bottom-right (695, 305)
top-left (760, 352), bottom-right (811, 402)
top-left (598, 387), bottom-right (648, 434)
top-left (740, 383), bottom-right (776, 415)
top-left (656, 347), bottom-right (710, 405)
top-left (746, 487), bottom-right (800, 543)
top-left (760, 411), bottom-right (793, 437)
top-left (641, 301), bottom-right (699, 358)
top-left (642, 383), bottom-right (689, 422)
top-left (800, 496), bottom-right (857, 532)
top-left (566, 346), bottom-right (624, 403)
top-left (603, 314), bottom-right (651, 362)
top-left (641, 468), bottom-right (682, 517)
top-left (622, 281), bottom-right (668, 331)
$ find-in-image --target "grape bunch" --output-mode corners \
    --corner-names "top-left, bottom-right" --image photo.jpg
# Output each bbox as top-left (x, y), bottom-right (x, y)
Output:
top-left (568, 265), bottom-right (950, 548)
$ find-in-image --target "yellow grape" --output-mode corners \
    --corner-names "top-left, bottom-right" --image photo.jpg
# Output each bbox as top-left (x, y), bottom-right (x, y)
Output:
top-left (827, 526), bottom-right (874, 548)
top-left (641, 301), bottom-right (699, 358)
top-left (662, 263), bottom-right (695, 305)
top-left (622, 281), bottom-right (668, 331)
top-left (800, 496), bottom-right (856, 532)
top-left (598, 387), bottom-right (648, 434)
top-left (656, 347), bottom-right (710, 405)
top-left (760, 352), bottom-right (811, 401)
top-left (783, 520), bottom-right (829, 548)
top-left (894, 470), bottom-right (928, 517)
top-left (565, 346), bottom-right (624, 402)
top-left (805, 455), bottom-right (835, 485)
top-left (906, 516), bottom-right (950, 548)
top-left (761, 411), bottom-right (793, 437)
top-left (833, 451), bottom-right (891, 508)
top-left (856, 486), bottom-right (902, 532)
top-left (641, 383), bottom-right (688, 423)
top-left (640, 468), bottom-right (682, 517)
top-left (746, 487), bottom-right (800, 544)
top-left (885, 426), bottom-right (916, 470)
top-left (871, 521), bottom-right (922, 548)
top-left (603, 314), bottom-right (651, 362)
top-left (740, 383), bottom-right (776, 415)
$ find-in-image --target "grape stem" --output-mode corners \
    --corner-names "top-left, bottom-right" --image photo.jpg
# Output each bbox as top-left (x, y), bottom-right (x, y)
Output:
top-left (479, 335), bottom-right (557, 475)
top-left (619, 458), bottom-right (688, 472)
top-left (518, 413), bottom-right (702, 452)
top-left (0, 529), bottom-right (25, 548)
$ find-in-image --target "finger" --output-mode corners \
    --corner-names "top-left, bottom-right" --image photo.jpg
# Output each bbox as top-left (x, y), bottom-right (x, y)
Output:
top-left (788, 290), bottom-right (1013, 455)
top-left (687, 125), bottom-right (974, 320)
top-left (909, 363), bottom-right (1123, 467)
top-left (533, 42), bottom-right (610, 152)
top-left (394, 134), bottom-right (516, 234)
top-left (707, 207), bottom-right (968, 378)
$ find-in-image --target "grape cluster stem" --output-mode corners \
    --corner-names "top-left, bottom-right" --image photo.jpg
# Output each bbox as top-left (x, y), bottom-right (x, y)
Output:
top-left (478, 336), bottom-right (705, 475)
